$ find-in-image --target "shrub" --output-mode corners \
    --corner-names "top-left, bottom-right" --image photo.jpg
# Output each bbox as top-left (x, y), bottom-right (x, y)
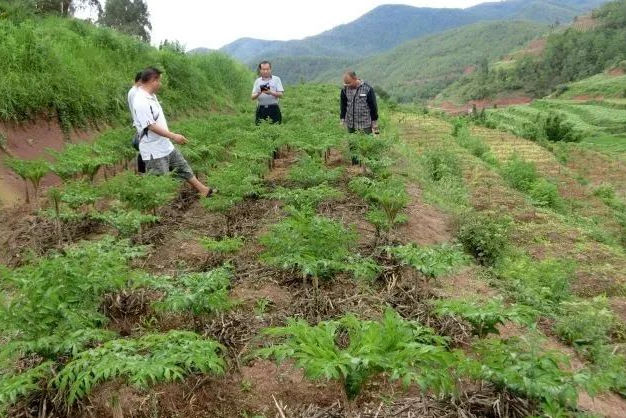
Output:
top-left (259, 209), bottom-right (380, 283)
top-left (554, 296), bottom-right (614, 348)
top-left (287, 155), bottom-right (343, 187)
top-left (495, 254), bottom-right (574, 313)
top-left (457, 211), bottom-right (509, 266)
top-left (257, 309), bottom-right (460, 401)
top-left (266, 184), bottom-right (343, 209)
top-left (433, 298), bottom-right (538, 337)
top-left (544, 113), bottom-right (582, 142)
top-left (53, 331), bottom-right (225, 404)
top-left (386, 243), bottom-right (469, 280)
top-left (421, 149), bottom-right (463, 182)
top-left (501, 155), bottom-right (539, 192)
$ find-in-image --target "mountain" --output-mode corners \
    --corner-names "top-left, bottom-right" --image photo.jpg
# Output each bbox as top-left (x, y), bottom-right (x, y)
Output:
top-left (337, 20), bottom-right (549, 102)
top-left (219, 0), bottom-right (607, 63)
top-left (187, 47), bottom-right (214, 54)
top-left (437, 0), bottom-right (626, 103)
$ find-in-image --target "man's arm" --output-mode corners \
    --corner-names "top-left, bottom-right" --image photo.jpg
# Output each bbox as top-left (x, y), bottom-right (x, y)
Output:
top-left (367, 88), bottom-right (379, 123)
top-left (340, 88), bottom-right (347, 121)
top-left (147, 123), bottom-right (187, 144)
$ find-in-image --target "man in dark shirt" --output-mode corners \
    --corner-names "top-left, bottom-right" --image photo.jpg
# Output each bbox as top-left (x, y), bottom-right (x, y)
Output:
top-left (340, 70), bottom-right (379, 134)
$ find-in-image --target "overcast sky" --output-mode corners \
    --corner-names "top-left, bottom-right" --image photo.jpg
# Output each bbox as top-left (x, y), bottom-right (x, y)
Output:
top-left (138, 0), bottom-right (498, 50)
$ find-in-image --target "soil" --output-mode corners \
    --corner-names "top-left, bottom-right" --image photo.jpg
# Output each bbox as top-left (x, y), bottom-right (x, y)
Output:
top-left (432, 96), bottom-right (532, 116)
top-left (0, 118), bottom-right (97, 207)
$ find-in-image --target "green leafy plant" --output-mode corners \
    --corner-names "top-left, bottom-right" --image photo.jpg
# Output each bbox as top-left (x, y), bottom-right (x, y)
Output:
top-left (287, 155), bottom-right (343, 187)
top-left (0, 362), bottom-right (53, 415)
top-left (259, 208), bottom-right (380, 287)
top-left (60, 179), bottom-right (100, 210)
top-left (53, 331), bottom-right (225, 405)
top-left (467, 335), bottom-right (586, 409)
top-left (421, 149), bottom-right (462, 182)
top-left (349, 176), bottom-right (410, 233)
top-left (92, 207), bottom-right (158, 237)
top-left (501, 155), bottom-right (539, 192)
top-left (3, 157), bottom-right (50, 204)
top-left (103, 171), bottom-right (179, 214)
top-left (266, 184), bottom-right (343, 209)
top-left (495, 254), bottom-right (574, 314)
top-left (554, 296), bottom-right (614, 348)
top-left (457, 211), bottom-right (509, 266)
top-left (200, 236), bottom-right (245, 254)
top-left (386, 243), bottom-right (469, 280)
top-left (147, 267), bottom-right (233, 315)
top-left (544, 112), bottom-right (582, 143)
top-left (433, 298), bottom-right (538, 337)
top-left (0, 238), bottom-right (144, 347)
top-left (257, 309), bottom-right (459, 401)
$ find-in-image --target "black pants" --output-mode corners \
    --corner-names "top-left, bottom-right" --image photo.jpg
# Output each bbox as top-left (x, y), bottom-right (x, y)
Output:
top-left (256, 104), bottom-right (282, 125)
top-left (137, 153), bottom-right (146, 173)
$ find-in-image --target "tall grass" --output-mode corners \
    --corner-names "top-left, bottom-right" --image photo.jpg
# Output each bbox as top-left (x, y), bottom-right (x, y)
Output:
top-left (0, 15), bottom-right (253, 132)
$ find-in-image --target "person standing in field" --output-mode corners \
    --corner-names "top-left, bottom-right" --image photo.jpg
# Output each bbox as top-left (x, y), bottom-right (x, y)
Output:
top-left (251, 61), bottom-right (284, 124)
top-left (132, 67), bottom-right (216, 197)
top-left (340, 70), bottom-right (379, 135)
top-left (128, 71), bottom-right (146, 173)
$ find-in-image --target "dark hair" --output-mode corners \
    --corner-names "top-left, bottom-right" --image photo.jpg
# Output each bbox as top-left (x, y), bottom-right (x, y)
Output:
top-left (257, 60), bottom-right (272, 73)
top-left (134, 71), bottom-right (143, 83)
top-left (141, 67), bottom-right (162, 83)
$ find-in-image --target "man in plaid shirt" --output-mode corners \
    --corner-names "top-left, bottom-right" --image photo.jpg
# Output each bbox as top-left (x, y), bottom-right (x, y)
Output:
top-left (340, 70), bottom-right (379, 134)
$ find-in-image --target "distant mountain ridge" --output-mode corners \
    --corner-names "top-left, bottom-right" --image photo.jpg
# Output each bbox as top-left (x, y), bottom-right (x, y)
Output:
top-left (212, 0), bottom-right (608, 62)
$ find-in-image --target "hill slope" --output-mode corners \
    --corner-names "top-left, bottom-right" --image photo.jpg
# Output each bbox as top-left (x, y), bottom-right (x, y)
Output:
top-left (438, 0), bottom-right (626, 103)
top-left (219, 0), bottom-right (606, 62)
top-left (0, 10), bottom-right (252, 132)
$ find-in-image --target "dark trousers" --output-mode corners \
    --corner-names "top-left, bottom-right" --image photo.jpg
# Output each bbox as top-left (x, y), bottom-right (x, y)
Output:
top-left (137, 153), bottom-right (146, 173)
top-left (256, 104), bottom-right (282, 125)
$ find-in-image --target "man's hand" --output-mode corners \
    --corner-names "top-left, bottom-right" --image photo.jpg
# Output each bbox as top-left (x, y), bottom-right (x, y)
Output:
top-left (171, 133), bottom-right (188, 144)
top-left (340, 119), bottom-right (346, 127)
top-left (372, 121), bottom-right (380, 135)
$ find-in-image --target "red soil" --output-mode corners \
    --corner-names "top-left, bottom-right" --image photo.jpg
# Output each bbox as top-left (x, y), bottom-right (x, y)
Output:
top-left (0, 118), bottom-right (96, 207)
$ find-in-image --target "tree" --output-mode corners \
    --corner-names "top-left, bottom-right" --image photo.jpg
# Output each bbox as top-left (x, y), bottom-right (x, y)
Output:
top-left (34, 0), bottom-right (101, 17)
top-left (99, 0), bottom-right (151, 43)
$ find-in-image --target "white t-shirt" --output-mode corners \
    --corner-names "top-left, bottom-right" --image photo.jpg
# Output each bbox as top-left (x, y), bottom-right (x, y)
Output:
top-left (132, 87), bottom-right (174, 161)
top-left (127, 85), bottom-right (138, 121)
top-left (252, 75), bottom-right (284, 106)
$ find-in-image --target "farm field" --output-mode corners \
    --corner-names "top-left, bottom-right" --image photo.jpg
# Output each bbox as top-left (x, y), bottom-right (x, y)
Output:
top-left (1, 86), bottom-right (626, 418)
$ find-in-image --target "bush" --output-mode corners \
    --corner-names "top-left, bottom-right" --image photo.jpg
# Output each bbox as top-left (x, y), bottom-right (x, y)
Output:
top-left (501, 155), bottom-right (539, 192)
top-left (53, 331), bottom-right (225, 404)
top-left (554, 296), bottom-right (614, 348)
top-left (259, 209), bottom-right (380, 282)
top-left (544, 113), bottom-right (582, 142)
top-left (386, 243), bottom-right (469, 280)
top-left (433, 298), bottom-right (538, 338)
top-left (421, 149), bottom-right (463, 182)
top-left (528, 178), bottom-right (562, 209)
top-left (457, 211), bottom-right (509, 266)
top-left (257, 309), bottom-right (460, 401)
top-left (495, 254), bottom-right (574, 313)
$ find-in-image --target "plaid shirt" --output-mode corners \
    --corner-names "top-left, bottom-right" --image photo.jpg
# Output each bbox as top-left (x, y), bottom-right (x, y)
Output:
top-left (340, 81), bottom-right (378, 130)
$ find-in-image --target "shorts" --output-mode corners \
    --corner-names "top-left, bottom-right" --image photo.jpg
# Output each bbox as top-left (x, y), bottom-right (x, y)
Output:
top-left (144, 148), bottom-right (194, 181)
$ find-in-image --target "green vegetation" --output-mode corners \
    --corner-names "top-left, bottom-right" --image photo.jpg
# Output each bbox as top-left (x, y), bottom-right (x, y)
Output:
top-left (385, 243), bottom-right (468, 280)
top-left (0, 14), bottom-right (251, 131)
top-left (53, 331), bottom-right (224, 404)
top-left (441, 0), bottom-right (626, 102)
top-left (257, 309), bottom-right (459, 401)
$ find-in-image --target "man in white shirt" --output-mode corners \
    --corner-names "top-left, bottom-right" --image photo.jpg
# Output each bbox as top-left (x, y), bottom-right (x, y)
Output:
top-left (128, 71), bottom-right (145, 173)
top-left (251, 61), bottom-right (284, 124)
top-left (132, 67), bottom-right (215, 197)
